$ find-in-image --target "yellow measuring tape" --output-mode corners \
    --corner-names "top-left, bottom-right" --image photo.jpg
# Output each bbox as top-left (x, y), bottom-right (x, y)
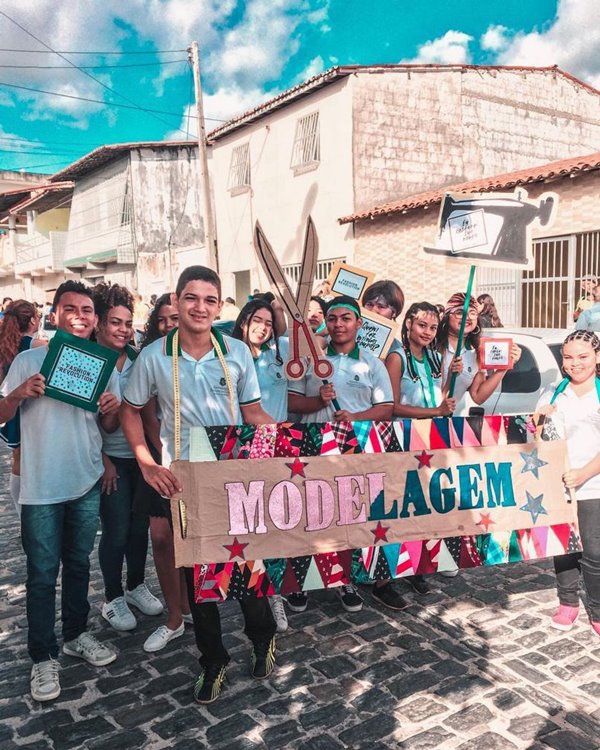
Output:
top-left (172, 328), bottom-right (237, 537)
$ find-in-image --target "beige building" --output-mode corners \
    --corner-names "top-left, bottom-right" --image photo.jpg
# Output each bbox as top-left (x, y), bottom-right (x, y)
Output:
top-left (339, 152), bottom-right (600, 327)
top-left (208, 64), bottom-right (600, 301)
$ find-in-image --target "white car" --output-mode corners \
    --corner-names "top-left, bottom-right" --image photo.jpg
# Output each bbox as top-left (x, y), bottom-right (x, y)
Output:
top-left (456, 327), bottom-right (567, 416)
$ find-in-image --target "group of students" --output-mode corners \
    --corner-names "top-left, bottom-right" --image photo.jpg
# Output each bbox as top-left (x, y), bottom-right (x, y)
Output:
top-left (0, 264), bottom-right (599, 708)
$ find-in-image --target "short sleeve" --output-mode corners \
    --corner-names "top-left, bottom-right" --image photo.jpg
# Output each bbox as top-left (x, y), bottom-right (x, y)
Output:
top-left (122, 350), bottom-right (157, 409)
top-left (237, 346), bottom-right (261, 406)
top-left (287, 366), bottom-right (307, 396)
top-left (370, 356), bottom-right (393, 404)
top-left (1, 351), bottom-right (32, 396)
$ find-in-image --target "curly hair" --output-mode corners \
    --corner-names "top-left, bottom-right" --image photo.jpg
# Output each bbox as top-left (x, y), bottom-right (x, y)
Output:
top-left (140, 293), bottom-right (175, 349)
top-left (92, 282), bottom-right (134, 325)
top-left (562, 329), bottom-right (600, 376)
top-left (400, 302), bottom-right (442, 381)
top-left (232, 299), bottom-right (283, 365)
top-left (0, 299), bottom-right (37, 371)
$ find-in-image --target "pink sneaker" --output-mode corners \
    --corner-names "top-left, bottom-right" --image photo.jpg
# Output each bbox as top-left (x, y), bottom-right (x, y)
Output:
top-left (551, 604), bottom-right (579, 631)
top-left (591, 621), bottom-right (600, 637)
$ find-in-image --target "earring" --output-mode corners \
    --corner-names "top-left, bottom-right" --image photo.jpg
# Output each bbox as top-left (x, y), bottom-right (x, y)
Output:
top-left (472, 325), bottom-right (481, 335)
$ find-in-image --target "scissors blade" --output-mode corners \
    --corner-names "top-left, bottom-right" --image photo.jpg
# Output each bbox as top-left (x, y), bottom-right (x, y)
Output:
top-left (254, 221), bottom-right (302, 320)
top-left (295, 216), bottom-right (319, 314)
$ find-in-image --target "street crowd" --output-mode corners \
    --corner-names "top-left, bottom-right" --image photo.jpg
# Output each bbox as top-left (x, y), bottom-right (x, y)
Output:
top-left (0, 265), bottom-right (599, 706)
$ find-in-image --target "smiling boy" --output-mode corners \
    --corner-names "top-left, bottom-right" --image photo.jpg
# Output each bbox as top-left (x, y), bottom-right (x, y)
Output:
top-left (0, 280), bottom-right (120, 702)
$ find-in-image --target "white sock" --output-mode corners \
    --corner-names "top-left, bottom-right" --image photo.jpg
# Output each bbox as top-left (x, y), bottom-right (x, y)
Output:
top-left (9, 474), bottom-right (20, 516)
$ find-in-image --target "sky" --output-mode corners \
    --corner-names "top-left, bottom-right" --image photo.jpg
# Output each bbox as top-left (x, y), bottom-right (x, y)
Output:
top-left (0, 0), bottom-right (598, 176)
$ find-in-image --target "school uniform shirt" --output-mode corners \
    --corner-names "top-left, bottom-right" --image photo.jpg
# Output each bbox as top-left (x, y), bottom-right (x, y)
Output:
top-left (441, 343), bottom-right (480, 406)
top-left (575, 302), bottom-right (600, 332)
top-left (1, 346), bottom-right (118, 505)
top-left (396, 348), bottom-right (443, 412)
top-left (123, 327), bottom-right (261, 465)
top-left (536, 383), bottom-right (600, 501)
top-left (254, 337), bottom-right (289, 423)
top-left (289, 343), bottom-right (393, 423)
top-left (100, 346), bottom-right (137, 459)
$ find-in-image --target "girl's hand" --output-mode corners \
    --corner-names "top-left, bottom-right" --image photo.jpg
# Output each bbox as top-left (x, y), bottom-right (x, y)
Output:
top-left (101, 458), bottom-right (119, 495)
top-left (437, 397), bottom-right (457, 416)
top-left (98, 392), bottom-right (120, 416)
top-left (563, 469), bottom-right (588, 489)
top-left (536, 404), bottom-right (556, 417)
top-left (450, 356), bottom-right (463, 375)
top-left (509, 344), bottom-right (522, 367)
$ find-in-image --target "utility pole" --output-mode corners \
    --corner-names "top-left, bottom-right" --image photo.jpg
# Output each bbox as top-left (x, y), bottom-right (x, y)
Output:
top-left (188, 41), bottom-right (218, 271)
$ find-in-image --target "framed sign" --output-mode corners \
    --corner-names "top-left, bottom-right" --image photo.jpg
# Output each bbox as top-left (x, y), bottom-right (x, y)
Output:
top-left (327, 262), bottom-right (374, 301)
top-left (479, 337), bottom-right (513, 371)
top-left (40, 329), bottom-right (119, 412)
top-left (356, 308), bottom-right (399, 359)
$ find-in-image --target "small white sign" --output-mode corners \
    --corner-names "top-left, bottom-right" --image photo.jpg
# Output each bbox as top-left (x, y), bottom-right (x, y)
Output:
top-left (448, 209), bottom-right (488, 253)
top-left (356, 308), bottom-right (398, 359)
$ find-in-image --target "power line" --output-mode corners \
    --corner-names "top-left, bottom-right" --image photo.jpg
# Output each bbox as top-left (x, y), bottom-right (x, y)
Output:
top-left (0, 48), bottom-right (187, 55)
top-left (0, 134), bottom-right (107, 147)
top-left (0, 11), bottom-right (192, 136)
top-left (0, 59), bottom-right (187, 69)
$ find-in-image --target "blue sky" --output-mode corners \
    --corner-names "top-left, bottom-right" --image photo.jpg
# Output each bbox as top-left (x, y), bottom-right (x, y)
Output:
top-left (0, 0), bottom-right (596, 176)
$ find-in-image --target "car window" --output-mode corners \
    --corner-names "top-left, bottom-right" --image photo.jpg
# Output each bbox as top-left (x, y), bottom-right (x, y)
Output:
top-left (500, 345), bottom-right (541, 394)
top-left (549, 343), bottom-right (562, 368)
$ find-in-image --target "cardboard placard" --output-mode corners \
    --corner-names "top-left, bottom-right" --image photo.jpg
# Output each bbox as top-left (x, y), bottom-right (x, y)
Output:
top-left (356, 307), bottom-right (399, 359)
top-left (40, 329), bottom-right (118, 411)
top-left (479, 337), bottom-right (514, 370)
top-left (327, 262), bottom-right (374, 301)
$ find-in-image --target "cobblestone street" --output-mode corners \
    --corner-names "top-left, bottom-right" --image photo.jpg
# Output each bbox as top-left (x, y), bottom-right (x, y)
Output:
top-left (1, 443), bottom-right (600, 750)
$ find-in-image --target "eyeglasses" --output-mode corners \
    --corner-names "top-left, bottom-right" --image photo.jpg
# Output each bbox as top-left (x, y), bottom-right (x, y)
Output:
top-left (450, 309), bottom-right (477, 319)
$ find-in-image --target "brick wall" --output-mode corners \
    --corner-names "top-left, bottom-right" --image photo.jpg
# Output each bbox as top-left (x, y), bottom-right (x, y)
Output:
top-left (352, 68), bottom-right (600, 212)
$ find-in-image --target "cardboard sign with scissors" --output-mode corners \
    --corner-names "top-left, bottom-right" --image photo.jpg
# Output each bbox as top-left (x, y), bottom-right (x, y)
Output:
top-left (254, 217), bottom-right (333, 381)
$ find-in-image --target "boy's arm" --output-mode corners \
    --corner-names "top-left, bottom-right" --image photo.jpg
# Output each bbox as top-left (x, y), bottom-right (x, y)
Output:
top-left (0, 374), bottom-right (45, 423)
top-left (241, 401), bottom-right (278, 425)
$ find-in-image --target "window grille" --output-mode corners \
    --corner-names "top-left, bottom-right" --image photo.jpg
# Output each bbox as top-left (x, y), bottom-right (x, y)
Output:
top-left (228, 143), bottom-right (251, 190)
top-left (290, 112), bottom-right (320, 170)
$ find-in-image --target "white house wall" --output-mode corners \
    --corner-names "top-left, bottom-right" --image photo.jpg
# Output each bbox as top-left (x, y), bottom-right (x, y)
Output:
top-left (211, 77), bottom-right (354, 299)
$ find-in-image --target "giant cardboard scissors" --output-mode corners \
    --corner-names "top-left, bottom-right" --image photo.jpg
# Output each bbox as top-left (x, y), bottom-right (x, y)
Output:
top-left (254, 217), bottom-right (333, 380)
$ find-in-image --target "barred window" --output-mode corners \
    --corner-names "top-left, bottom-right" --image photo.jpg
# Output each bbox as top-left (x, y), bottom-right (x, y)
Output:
top-left (228, 143), bottom-right (251, 191)
top-left (290, 112), bottom-right (320, 171)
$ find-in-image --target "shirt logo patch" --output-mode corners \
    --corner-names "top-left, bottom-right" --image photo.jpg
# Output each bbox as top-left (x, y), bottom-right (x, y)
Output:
top-left (219, 377), bottom-right (226, 386)
top-left (354, 375), bottom-right (360, 381)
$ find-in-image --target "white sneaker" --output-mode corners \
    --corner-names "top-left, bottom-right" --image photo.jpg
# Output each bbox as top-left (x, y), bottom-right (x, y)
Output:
top-left (269, 595), bottom-right (288, 633)
top-left (143, 623), bottom-right (184, 653)
top-left (439, 569), bottom-right (459, 578)
top-left (125, 584), bottom-right (164, 616)
top-left (63, 632), bottom-right (117, 666)
top-left (102, 597), bottom-right (136, 631)
top-left (30, 658), bottom-right (60, 702)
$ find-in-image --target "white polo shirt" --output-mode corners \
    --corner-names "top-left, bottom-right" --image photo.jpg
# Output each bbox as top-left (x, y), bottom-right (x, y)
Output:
top-left (289, 343), bottom-right (393, 423)
top-left (395, 348), bottom-right (443, 412)
top-left (254, 337), bottom-right (289, 423)
top-left (441, 343), bottom-right (480, 407)
top-left (100, 346), bottom-right (137, 459)
top-left (123, 327), bottom-right (261, 465)
top-left (1, 346), bottom-right (117, 505)
top-left (536, 383), bottom-right (600, 501)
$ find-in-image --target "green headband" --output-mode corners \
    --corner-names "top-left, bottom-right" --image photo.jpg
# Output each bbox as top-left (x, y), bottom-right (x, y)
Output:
top-left (327, 302), bottom-right (361, 317)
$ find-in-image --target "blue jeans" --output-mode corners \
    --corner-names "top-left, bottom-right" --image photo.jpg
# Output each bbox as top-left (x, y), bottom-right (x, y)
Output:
top-left (21, 482), bottom-right (101, 663)
top-left (99, 457), bottom-right (149, 601)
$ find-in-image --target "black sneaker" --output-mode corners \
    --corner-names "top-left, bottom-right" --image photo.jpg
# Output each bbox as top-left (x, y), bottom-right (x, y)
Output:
top-left (286, 592), bottom-right (308, 612)
top-left (372, 583), bottom-right (407, 611)
top-left (337, 584), bottom-right (363, 612)
top-left (193, 664), bottom-right (227, 704)
top-left (406, 575), bottom-right (430, 595)
top-left (251, 637), bottom-right (276, 679)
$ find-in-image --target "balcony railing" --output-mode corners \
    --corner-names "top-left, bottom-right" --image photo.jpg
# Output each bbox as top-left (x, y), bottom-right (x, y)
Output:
top-left (15, 231), bottom-right (68, 275)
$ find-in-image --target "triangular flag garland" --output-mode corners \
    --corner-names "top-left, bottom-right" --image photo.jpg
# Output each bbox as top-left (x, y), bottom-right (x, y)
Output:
top-left (191, 417), bottom-right (581, 601)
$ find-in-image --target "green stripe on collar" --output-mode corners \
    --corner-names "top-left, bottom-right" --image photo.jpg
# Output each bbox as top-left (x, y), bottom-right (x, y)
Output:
top-left (125, 344), bottom-right (138, 361)
top-left (326, 342), bottom-right (360, 359)
top-left (211, 326), bottom-right (229, 357)
top-left (164, 328), bottom-right (181, 357)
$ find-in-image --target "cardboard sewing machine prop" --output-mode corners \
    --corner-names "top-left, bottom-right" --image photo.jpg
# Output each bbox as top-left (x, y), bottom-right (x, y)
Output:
top-left (424, 188), bottom-right (557, 268)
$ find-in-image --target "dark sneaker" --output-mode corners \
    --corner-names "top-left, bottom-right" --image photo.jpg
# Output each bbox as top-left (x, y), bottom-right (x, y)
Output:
top-left (337, 584), bottom-right (363, 612)
top-left (193, 664), bottom-right (227, 704)
top-left (406, 575), bottom-right (430, 595)
top-left (372, 583), bottom-right (407, 611)
top-left (251, 637), bottom-right (276, 679)
top-left (286, 592), bottom-right (308, 612)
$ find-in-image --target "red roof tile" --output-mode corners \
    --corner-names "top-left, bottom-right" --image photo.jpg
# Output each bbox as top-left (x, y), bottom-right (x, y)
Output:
top-left (339, 151), bottom-right (600, 224)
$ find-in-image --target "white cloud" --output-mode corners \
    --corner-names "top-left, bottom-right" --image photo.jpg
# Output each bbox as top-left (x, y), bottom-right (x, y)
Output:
top-left (295, 55), bottom-right (325, 84)
top-left (495, 0), bottom-right (600, 88)
top-left (480, 24), bottom-right (509, 52)
top-left (404, 30), bottom-right (473, 65)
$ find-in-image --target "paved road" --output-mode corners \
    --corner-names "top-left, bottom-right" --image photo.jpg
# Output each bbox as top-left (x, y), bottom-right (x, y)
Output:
top-left (1, 443), bottom-right (600, 750)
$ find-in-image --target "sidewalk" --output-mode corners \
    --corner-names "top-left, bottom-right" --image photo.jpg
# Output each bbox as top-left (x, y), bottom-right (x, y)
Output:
top-left (1, 442), bottom-right (599, 750)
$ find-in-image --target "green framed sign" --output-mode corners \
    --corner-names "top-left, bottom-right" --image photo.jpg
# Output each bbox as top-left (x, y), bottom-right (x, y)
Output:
top-left (40, 330), bottom-right (119, 412)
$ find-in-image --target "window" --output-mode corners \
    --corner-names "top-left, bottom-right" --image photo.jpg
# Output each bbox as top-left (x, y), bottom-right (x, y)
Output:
top-left (290, 112), bottom-right (320, 172)
top-left (283, 257), bottom-right (343, 292)
top-left (228, 143), bottom-right (251, 192)
top-left (500, 345), bottom-right (541, 394)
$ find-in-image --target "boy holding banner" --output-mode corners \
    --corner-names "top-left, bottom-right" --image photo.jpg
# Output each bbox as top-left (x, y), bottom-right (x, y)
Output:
top-left (0, 281), bottom-right (120, 702)
top-left (120, 266), bottom-right (277, 705)
top-left (287, 294), bottom-right (394, 612)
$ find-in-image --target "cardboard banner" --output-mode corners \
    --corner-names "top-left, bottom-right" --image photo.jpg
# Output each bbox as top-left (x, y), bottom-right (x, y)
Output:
top-left (327, 261), bottom-right (374, 300)
top-left (356, 307), bottom-right (399, 359)
top-left (168, 417), bottom-right (580, 600)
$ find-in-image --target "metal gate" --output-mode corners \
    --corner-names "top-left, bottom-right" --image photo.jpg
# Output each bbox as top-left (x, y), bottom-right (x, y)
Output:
top-left (477, 231), bottom-right (600, 328)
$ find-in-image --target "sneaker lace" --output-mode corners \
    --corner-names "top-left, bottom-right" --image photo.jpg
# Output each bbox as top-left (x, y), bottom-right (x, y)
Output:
top-left (342, 584), bottom-right (358, 596)
top-left (132, 584), bottom-right (154, 604)
top-left (270, 597), bottom-right (286, 622)
top-left (77, 632), bottom-right (106, 658)
top-left (33, 659), bottom-right (59, 687)
top-left (111, 597), bottom-right (131, 618)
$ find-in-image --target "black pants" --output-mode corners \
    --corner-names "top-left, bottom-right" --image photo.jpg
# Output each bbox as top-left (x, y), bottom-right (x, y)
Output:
top-left (554, 498), bottom-right (600, 621)
top-left (184, 567), bottom-right (276, 667)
